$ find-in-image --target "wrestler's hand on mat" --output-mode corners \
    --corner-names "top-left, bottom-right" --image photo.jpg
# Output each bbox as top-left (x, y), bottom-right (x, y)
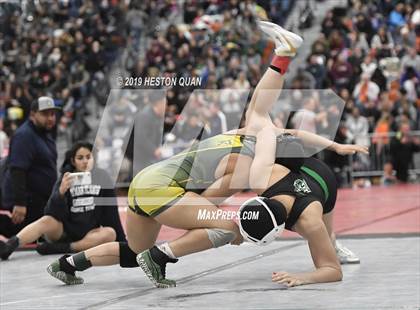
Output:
top-left (272, 271), bottom-right (305, 287)
top-left (333, 143), bottom-right (369, 156)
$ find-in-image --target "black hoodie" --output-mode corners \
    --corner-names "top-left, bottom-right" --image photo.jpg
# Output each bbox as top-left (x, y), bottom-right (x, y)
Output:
top-left (44, 167), bottom-right (126, 242)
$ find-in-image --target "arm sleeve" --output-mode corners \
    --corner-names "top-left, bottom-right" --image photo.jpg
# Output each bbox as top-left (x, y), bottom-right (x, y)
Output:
top-left (5, 131), bottom-right (37, 206)
top-left (44, 176), bottom-right (68, 222)
top-left (8, 132), bottom-right (35, 170)
top-left (10, 168), bottom-right (27, 206)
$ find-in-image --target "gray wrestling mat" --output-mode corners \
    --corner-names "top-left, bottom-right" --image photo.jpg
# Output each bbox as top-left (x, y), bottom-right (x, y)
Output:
top-left (1, 237), bottom-right (419, 310)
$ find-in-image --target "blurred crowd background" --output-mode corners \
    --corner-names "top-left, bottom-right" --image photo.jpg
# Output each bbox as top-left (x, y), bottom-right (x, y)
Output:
top-left (0, 0), bottom-right (419, 189)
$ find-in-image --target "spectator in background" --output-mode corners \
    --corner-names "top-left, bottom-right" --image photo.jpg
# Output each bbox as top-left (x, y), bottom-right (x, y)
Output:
top-left (178, 111), bottom-right (210, 143)
top-left (306, 54), bottom-right (327, 89)
top-left (391, 88), bottom-right (417, 128)
top-left (0, 142), bottom-right (125, 260)
top-left (131, 92), bottom-right (166, 173)
top-left (388, 3), bottom-right (407, 29)
top-left (0, 1), bottom-right (128, 142)
top-left (292, 67), bottom-right (316, 89)
top-left (371, 26), bottom-right (394, 59)
top-left (108, 96), bottom-right (137, 141)
top-left (363, 99), bottom-right (381, 131)
top-left (347, 47), bottom-right (364, 86)
top-left (348, 31), bottom-right (369, 54)
top-left (220, 77), bottom-right (244, 129)
top-left (311, 35), bottom-right (330, 64)
top-left (390, 122), bottom-right (420, 182)
top-left (304, 0), bottom-right (420, 185)
top-left (346, 106), bottom-right (371, 183)
top-left (353, 73), bottom-right (381, 106)
top-left (205, 102), bottom-right (227, 137)
top-left (0, 97), bottom-right (59, 237)
top-left (345, 106), bottom-right (370, 148)
top-left (234, 71), bottom-right (251, 89)
top-left (324, 123), bottom-right (351, 187)
top-left (371, 66), bottom-right (388, 92)
top-left (381, 162), bottom-right (397, 186)
top-left (401, 67), bottom-right (419, 103)
top-left (401, 47), bottom-right (420, 73)
top-left (360, 55), bottom-right (378, 78)
top-left (372, 111), bottom-right (392, 156)
top-left (0, 118), bottom-right (8, 158)
top-left (291, 97), bottom-right (326, 134)
top-left (321, 10), bottom-right (336, 38)
top-left (328, 30), bottom-right (346, 57)
top-left (329, 53), bottom-right (353, 91)
top-left (396, 26), bottom-right (416, 54)
top-left (354, 13), bottom-right (375, 43)
top-left (411, 3), bottom-right (420, 26)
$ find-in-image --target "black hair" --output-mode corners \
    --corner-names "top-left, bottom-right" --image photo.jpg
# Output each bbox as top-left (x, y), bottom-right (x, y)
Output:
top-left (30, 100), bottom-right (39, 112)
top-left (60, 141), bottom-right (94, 173)
top-left (405, 66), bottom-right (416, 79)
top-left (275, 135), bottom-right (305, 172)
top-left (240, 198), bottom-right (287, 241)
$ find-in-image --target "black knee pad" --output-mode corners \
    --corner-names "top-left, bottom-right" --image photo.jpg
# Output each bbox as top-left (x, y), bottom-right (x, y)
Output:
top-left (119, 242), bottom-right (138, 268)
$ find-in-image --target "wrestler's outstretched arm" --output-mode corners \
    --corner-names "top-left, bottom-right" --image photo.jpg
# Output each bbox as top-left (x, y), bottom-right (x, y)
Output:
top-left (249, 125), bottom-right (369, 191)
top-left (273, 211), bottom-right (343, 287)
top-left (281, 128), bottom-right (369, 155)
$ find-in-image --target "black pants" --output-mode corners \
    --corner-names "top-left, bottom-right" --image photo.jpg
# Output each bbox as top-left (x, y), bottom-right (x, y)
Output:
top-left (394, 163), bottom-right (409, 182)
top-left (0, 196), bottom-right (47, 238)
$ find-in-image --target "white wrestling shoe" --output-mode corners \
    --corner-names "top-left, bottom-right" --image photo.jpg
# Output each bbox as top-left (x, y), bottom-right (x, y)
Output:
top-left (258, 20), bottom-right (303, 57)
top-left (335, 240), bottom-right (360, 264)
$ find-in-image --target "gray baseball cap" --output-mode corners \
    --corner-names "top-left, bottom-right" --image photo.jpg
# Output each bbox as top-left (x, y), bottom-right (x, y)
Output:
top-left (31, 96), bottom-right (61, 112)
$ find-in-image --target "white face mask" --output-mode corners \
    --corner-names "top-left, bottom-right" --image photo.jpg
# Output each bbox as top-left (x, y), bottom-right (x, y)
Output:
top-left (238, 197), bottom-right (285, 246)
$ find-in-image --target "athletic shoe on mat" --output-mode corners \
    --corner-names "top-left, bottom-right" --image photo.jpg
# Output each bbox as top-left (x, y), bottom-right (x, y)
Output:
top-left (335, 240), bottom-right (360, 264)
top-left (137, 247), bottom-right (177, 288)
top-left (0, 237), bottom-right (18, 260)
top-left (47, 257), bottom-right (84, 285)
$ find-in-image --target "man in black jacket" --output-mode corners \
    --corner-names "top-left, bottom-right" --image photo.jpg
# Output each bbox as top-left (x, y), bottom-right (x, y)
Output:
top-left (131, 91), bottom-right (166, 173)
top-left (390, 122), bottom-right (420, 182)
top-left (0, 97), bottom-right (60, 237)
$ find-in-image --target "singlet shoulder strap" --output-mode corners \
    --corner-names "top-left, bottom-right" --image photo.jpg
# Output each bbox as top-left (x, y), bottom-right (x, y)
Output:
top-left (261, 171), bottom-right (320, 231)
top-left (261, 172), bottom-right (294, 198)
top-left (285, 195), bottom-right (318, 230)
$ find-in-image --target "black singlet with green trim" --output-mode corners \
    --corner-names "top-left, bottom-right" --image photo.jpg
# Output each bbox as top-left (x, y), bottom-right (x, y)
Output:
top-left (261, 157), bottom-right (338, 230)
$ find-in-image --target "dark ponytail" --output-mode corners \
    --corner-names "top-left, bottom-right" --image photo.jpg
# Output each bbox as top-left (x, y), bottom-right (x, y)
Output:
top-left (275, 134), bottom-right (305, 172)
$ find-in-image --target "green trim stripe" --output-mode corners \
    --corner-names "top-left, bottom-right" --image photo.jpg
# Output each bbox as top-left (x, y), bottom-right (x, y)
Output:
top-left (300, 166), bottom-right (329, 201)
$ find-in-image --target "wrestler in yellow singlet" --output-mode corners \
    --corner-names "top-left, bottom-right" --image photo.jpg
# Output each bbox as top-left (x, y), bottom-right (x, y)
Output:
top-left (128, 134), bottom-right (256, 216)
